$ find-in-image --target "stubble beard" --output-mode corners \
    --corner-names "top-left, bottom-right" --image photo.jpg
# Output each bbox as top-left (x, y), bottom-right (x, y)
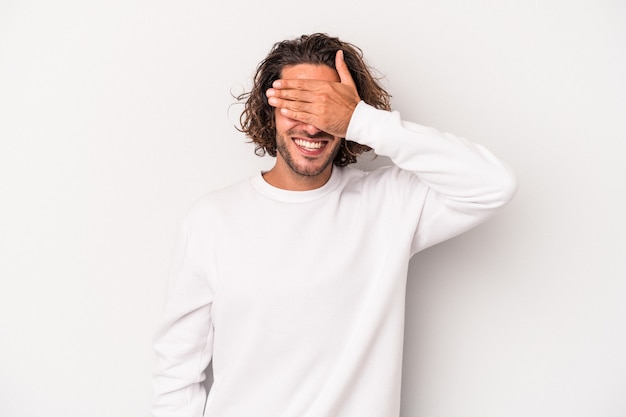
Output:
top-left (275, 131), bottom-right (342, 178)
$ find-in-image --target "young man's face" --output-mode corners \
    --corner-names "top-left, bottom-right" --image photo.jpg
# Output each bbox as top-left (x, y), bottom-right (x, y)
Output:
top-left (271, 64), bottom-right (343, 189)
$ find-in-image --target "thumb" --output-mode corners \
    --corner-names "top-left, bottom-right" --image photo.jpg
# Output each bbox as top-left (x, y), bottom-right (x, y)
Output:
top-left (336, 50), bottom-right (356, 88)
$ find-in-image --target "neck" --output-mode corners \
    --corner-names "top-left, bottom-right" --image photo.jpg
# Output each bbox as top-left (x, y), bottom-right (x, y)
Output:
top-left (262, 165), bottom-right (333, 191)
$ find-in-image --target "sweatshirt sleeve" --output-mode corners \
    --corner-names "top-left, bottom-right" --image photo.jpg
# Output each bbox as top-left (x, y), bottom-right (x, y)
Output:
top-left (151, 212), bottom-right (215, 417)
top-left (345, 101), bottom-right (517, 254)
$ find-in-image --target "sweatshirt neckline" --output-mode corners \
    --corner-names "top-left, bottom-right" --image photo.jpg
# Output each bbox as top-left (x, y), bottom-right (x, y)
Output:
top-left (250, 167), bottom-right (343, 203)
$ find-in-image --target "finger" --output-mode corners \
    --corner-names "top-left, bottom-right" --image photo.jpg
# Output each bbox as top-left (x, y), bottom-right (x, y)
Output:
top-left (271, 78), bottom-right (325, 92)
top-left (266, 86), bottom-right (315, 103)
top-left (266, 95), bottom-right (308, 110)
top-left (278, 107), bottom-right (315, 125)
top-left (335, 50), bottom-right (356, 88)
top-left (267, 92), bottom-right (316, 117)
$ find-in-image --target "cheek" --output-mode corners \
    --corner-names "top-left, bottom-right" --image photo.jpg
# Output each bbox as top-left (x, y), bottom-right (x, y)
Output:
top-left (275, 110), bottom-right (299, 133)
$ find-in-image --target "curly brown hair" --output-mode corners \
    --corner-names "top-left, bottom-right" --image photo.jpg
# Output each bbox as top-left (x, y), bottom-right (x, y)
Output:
top-left (237, 33), bottom-right (391, 167)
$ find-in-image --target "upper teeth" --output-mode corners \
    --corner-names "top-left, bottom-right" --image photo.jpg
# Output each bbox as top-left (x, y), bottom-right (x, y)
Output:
top-left (295, 139), bottom-right (324, 149)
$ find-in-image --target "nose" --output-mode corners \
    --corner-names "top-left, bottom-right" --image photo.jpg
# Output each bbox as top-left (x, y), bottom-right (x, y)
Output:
top-left (302, 123), bottom-right (322, 136)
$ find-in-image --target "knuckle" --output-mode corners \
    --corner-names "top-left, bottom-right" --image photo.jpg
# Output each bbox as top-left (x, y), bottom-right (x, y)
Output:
top-left (290, 101), bottom-right (301, 111)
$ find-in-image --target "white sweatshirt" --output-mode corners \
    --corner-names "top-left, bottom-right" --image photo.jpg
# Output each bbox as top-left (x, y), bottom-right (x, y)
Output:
top-left (151, 102), bottom-right (517, 417)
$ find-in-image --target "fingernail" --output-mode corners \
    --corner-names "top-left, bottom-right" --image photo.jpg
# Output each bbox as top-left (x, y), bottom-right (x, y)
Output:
top-left (266, 88), bottom-right (275, 97)
top-left (273, 80), bottom-right (282, 88)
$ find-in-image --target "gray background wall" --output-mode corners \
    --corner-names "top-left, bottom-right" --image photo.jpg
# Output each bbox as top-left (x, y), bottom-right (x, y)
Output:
top-left (1, 0), bottom-right (624, 416)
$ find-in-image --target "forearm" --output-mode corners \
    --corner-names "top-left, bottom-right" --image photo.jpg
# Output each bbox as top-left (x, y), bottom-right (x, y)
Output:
top-left (346, 101), bottom-right (517, 212)
top-left (151, 221), bottom-right (215, 417)
top-left (152, 306), bottom-right (213, 417)
top-left (346, 101), bottom-right (517, 252)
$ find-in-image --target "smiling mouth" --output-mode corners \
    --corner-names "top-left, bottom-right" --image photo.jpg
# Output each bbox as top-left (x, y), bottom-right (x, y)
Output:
top-left (294, 138), bottom-right (328, 151)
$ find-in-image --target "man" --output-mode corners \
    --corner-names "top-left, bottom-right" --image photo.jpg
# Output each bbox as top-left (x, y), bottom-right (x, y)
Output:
top-left (151, 33), bottom-right (516, 417)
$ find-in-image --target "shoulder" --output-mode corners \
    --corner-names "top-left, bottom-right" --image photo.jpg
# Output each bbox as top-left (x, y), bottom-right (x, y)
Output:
top-left (182, 176), bottom-right (255, 227)
top-left (342, 163), bottom-right (419, 189)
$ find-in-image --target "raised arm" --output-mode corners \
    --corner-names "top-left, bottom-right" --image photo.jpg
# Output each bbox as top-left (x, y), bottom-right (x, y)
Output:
top-left (347, 102), bottom-right (518, 253)
top-left (266, 49), bottom-right (516, 252)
